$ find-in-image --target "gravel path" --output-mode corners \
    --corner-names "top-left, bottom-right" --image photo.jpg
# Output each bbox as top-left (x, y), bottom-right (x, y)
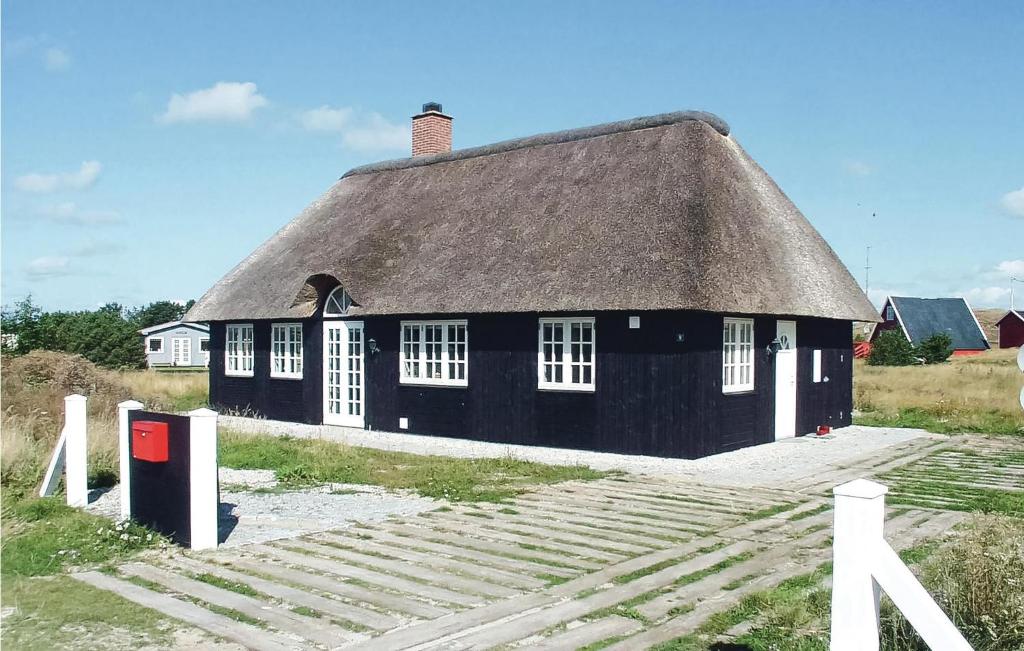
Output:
top-left (220, 415), bottom-right (936, 488)
top-left (86, 468), bottom-right (438, 547)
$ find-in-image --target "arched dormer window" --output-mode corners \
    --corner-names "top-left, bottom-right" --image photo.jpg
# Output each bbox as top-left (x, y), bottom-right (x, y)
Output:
top-left (323, 286), bottom-right (353, 317)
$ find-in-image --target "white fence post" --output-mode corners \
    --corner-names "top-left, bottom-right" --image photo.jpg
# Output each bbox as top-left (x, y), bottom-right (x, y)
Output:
top-left (188, 408), bottom-right (219, 551)
top-left (830, 478), bottom-right (973, 651)
top-left (117, 400), bottom-right (144, 521)
top-left (64, 394), bottom-right (89, 507)
top-left (830, 478), bottom-right (886, 651)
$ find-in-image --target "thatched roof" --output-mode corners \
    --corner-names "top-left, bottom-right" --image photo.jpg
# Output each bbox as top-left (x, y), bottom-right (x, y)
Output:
top-left (186, 110), bottom-right (876, 323)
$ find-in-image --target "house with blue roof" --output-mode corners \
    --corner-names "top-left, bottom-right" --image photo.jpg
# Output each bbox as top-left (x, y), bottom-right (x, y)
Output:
top-left (870, 296), bottom-right (989, 356)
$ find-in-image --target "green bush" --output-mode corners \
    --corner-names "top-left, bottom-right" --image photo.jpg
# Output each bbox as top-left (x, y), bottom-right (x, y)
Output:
top-left (915, 332), bottom-right (954, 364)
top-left (0, 296), bottom-right (192, 370)
top-left (868, 330), bottom-right (917, 366)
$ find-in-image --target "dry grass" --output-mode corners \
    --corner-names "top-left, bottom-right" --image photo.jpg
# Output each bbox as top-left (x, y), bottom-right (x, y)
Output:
top-left (1, 352), bottom-right (208, 495)
top-left (854, 348), bottom-right (1024, 435)
top-left (881, 515), bottom-right (1024, 650)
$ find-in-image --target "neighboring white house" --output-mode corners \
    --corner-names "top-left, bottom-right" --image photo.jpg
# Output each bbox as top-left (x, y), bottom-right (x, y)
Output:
top-left (139, 321), bottom-right (210, 368)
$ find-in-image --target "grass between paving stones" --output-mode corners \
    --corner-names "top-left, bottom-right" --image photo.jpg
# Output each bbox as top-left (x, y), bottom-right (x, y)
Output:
top-left (123, 573), bottom-right (269, 628)
top-left (787, 504), bottom-right (831, 521)
top-left (584, 549), bottom-right (759, 627)
top-left (192, 572), bottom-right (261, 597)
top-left (647, 562), bottom-right (834, 651)
top-left (883, 475), bottom-right (1024, 516)
top-left (390, 530), bottom-right (585, 572)
top-left (219, 429), bottom-right (608, 502)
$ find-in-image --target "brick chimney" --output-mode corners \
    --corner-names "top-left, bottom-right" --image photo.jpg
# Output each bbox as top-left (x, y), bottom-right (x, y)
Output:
top-left (411, 102), bottom-right (452, 157)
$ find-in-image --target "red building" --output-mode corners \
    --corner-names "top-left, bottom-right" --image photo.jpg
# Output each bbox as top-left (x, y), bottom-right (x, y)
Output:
top-left (869, 296), bottom-right (989, 356)
top-left (996, 310), bottom-right (1024, 349)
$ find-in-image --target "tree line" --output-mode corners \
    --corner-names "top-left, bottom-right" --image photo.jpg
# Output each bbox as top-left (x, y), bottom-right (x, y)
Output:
top-left (1, 296), bottom-right (196, 369)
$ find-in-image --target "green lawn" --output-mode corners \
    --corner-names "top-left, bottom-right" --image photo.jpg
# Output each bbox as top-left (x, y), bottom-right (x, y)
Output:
top-left (219, 429), bottom-right (610, 502)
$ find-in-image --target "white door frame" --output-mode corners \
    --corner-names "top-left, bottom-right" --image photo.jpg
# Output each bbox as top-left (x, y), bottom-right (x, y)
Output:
top-left (172, 337), bottom-right (192, 366)
top-left (774, 320), bottom-right (797, 440)
top-left (323, 321), bottom-right (365, 427)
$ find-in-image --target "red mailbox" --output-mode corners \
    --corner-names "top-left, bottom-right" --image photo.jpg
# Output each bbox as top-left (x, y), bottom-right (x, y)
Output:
top-left (132, 421), bottom-right (169, 462)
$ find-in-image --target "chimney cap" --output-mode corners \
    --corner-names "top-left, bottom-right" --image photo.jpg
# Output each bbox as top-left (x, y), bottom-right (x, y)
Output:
top-left (422, 101), bottom-right (443, 113)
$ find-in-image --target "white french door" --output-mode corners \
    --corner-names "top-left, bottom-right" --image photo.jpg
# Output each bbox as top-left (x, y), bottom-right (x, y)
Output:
top-left (774, 320), bottom-right (797, 440)
top-left (172, 338), bottom-right (191, 366)
top-left (323, 321), bottom-right (365, 427)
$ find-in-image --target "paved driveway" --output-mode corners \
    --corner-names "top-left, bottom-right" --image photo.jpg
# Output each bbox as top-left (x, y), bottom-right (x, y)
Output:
top-left (74, 434), bottom-right (1022, 650)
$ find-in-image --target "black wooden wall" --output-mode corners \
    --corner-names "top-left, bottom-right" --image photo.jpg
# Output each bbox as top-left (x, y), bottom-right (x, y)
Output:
top-left (208, 319), bottom-right (322, 424)
top-left (208, 310), bottom-right (853, 459)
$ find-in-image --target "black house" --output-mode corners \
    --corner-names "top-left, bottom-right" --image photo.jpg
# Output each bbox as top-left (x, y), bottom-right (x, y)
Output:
top-left (186, 106), bottom-right (877, 459)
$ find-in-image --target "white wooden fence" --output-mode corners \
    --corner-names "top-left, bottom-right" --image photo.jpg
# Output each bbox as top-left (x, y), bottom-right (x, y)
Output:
top-left (39, 394), bottom-right (88, 506)
top-left (41, 395), bottom-right (220, 551)
top-left (830, 478), bottom-right (972, 650)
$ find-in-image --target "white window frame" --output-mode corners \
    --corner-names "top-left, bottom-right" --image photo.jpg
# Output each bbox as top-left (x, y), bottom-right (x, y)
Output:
top-left (225, 323), bottom-right (254, 377)
top-left (323, 286), bottom-right (353, 317)
top-left (722, 317), bottom-right (755, 394)
top-left (146, 336), bottom-right (164, 354)
top-left (885, 305), bottom-right (895, 321)
top-left (271, 323), bottom-right (304, 379)
top-left (813, 349), bottom-right (822, 383)
top-left (400, 320), bottom-right (468, 387)
top-left (537, 317), bottom-right (596, 392)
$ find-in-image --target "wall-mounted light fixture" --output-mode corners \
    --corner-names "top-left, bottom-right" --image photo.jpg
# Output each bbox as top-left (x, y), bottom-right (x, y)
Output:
top-left (367, 338), bottom-right (380, 355)
top-left (767, 337), bottom-right (783, 356)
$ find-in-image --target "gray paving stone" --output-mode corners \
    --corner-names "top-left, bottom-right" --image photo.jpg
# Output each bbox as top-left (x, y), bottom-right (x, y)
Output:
top-left (72, 571), bottom-right (308, 651)
top-left (281, 538), bottom-right (521, 599)
top-left (258, 542), bottom-right (485, 608)
top-left (119, 562), bottom-right (357, 648)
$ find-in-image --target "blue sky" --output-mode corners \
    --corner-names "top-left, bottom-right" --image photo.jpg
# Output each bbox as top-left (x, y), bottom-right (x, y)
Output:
top-left (3, 1), bottom-right (1022, 313)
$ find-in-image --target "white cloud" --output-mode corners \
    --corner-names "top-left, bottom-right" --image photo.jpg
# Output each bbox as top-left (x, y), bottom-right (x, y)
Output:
top-left (158, 81), bottom-right (268, 124)
top-left (43, 47), bottom-right (70, 71)
top-left (37, 202), bottom-right (122, 225)
top-left (843, 160), bottom-right (873, 177)
top-left (996, 259), bottom-right (1024, 277)
top-left (962, 286), bottom-right (1010, 307)
top-left (26, 256), bottom-right (72, 279)
top-left (299, 105), bottom-right (352, 132)
top-left (342, 112), bottom-right (410, 152)
top-left (999, 187), bottom-right (1024, 218)
top-left (15, 161), bottom-right (102, 193)
top-left (299, 105), bottom-right (410, 152)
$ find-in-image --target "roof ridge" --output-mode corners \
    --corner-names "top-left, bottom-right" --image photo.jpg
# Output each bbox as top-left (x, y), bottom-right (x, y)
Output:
top-left (341, 109), bottom-right (729, 179)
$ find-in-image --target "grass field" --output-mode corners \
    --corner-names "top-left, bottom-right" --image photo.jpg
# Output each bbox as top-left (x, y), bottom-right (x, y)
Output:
top-left (854, 347), bottom-right (1023, 436)
top-left (220, 429), bottom-right (608, 502)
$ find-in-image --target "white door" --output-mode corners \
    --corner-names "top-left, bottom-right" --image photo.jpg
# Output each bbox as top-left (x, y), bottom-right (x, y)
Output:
top-left (172, 338), bottom-right (191, 366)
top-left (774, 320), bottom-right (797, 440)
top-left (323, 322), bottom-right (365, 427)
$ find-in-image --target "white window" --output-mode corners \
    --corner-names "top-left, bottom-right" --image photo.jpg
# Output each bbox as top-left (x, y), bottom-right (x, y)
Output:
top-left (538, 317), bottom-right (595, 391)
top-left (885, 305), bottom-right (895, 321)
top-left (323, 286), bottom-right (352, 317)
top-left (400, 320), bottom-right (468, 387)
top-left (722, 317), bottom-right (754, 393)
top-left (271, 323), bottom-right (303, 379)
top-left (225, 324), bottom-right (254, 376)
top-left (147, 337), bottom-right (164, 353)
top-left (813, 349), bottom-right (822, 383)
